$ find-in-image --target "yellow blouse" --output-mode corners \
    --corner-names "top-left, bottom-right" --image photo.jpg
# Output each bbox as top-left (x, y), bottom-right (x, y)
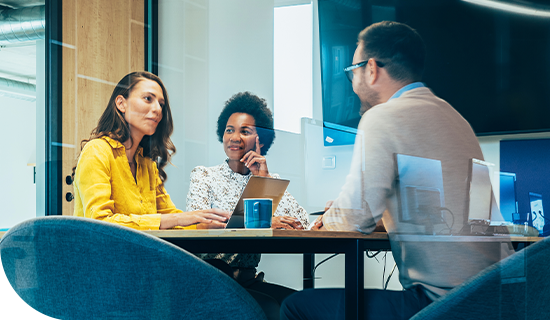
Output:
top-left (73, 136), bottom-right (194, 230)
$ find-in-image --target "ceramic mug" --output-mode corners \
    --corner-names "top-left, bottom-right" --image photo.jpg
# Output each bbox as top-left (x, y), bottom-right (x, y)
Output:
top-left (243, 198), bottom-right (273, 228)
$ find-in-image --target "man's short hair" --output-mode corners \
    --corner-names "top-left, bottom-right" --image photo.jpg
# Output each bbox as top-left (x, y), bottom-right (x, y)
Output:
top-left (358, 21), bottom-right (426, 83)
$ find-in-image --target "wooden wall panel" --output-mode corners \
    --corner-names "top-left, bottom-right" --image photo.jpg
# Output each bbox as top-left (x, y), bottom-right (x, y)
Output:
top-left (62, 0), bottom-right (145, 216)
top-left (76, 79), bottom-right (113, 142)
top-left (131, 21), bottom-right (145, 72)
top-left (77, 0), bottom-right (130, 82)
top-left (132, 0), bottom-right (145, 22)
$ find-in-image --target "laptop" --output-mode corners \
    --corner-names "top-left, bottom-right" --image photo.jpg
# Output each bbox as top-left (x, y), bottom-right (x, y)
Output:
top-left (394, 153), bottom-right (446, 233)
top-left (225, 176), bottom-right (290, 228)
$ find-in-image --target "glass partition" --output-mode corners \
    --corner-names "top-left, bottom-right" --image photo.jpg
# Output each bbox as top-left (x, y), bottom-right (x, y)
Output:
top-left (0, 2), bottom-right (45, 230)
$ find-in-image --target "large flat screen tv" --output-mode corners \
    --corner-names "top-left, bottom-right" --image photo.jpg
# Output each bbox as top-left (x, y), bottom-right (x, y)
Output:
top-left (318, 0), bottom-right (550, 135)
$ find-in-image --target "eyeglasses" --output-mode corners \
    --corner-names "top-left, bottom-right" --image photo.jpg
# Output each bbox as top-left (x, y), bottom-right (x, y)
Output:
top-left (343, 59), bottom-right (385, 82)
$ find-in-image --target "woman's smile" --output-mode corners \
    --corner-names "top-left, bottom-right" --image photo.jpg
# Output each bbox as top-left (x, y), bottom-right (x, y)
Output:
top-left (223, 113), bottom-right (258, 161)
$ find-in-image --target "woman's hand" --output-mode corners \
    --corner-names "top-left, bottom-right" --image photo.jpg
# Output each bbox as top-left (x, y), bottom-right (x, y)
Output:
top-left (271, 216), bottom-right (304, 230)
top-left (241, 136), bottom-right (269, 177)
top-left (160, 208), bottom-right (230, 229)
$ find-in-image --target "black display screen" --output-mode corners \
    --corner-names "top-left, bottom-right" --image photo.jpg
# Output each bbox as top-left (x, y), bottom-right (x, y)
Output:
top-left (318, 0), bottom-right (550, 135)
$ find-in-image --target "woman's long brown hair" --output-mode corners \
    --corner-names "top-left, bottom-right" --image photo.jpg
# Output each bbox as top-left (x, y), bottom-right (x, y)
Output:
top-left (72, 71), bottom-right (176, 192)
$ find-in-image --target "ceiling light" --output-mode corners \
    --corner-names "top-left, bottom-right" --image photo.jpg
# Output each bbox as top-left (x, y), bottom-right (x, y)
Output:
top-left (462, 0), bottom-right (550, 17)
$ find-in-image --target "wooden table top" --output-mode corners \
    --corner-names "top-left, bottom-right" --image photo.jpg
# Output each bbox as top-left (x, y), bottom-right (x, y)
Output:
top-left (144, 229), bottom-right (390, 239)
top-left (0, 229), bottom-right (387, 240)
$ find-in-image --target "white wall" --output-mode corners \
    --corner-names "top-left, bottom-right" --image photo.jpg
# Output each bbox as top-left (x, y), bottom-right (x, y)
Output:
top-left (160, 0), bottom-right (275, 209)
top-left (207, 0), bottom-right (275, 167)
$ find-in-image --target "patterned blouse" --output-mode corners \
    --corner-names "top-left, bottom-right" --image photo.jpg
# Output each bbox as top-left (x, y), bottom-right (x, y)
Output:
top-left (186, 160), bottom-right (309, 268)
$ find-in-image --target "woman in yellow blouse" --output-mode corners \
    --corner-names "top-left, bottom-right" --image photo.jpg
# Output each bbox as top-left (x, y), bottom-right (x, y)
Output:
top-left (73, 71), bottom-right (230, 230)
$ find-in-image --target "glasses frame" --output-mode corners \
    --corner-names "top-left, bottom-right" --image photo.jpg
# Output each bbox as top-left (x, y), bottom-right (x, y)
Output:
top-left (343, 59), bottom-right (385, 82)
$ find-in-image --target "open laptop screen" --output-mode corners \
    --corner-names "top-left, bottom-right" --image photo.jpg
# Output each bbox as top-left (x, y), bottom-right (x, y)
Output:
top-left (395, 154), bottom-right (445, 228)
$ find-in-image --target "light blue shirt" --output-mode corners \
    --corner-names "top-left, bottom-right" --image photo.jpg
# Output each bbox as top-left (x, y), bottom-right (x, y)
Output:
top-left (388, 82), bottom-right (425, 101)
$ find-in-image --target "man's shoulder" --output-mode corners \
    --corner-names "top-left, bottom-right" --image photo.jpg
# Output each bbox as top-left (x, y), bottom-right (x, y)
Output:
top-left (388, 87), bottom-right (442, 106)
top-left (401, 86), bottom-right (449, 104)
top-left (370, 87), bottom-right (455, 117)
top-left (359, 86), bottom-right (471, 137)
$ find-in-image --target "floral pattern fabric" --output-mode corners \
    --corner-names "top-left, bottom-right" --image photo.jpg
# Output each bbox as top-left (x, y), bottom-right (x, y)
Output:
top-left (186, 160), bottom-right (309, 268)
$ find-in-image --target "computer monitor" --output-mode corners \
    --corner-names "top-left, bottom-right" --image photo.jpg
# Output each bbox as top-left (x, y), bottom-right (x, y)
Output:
top-left (466, 159), bottom-right (493, 225)
top-left (499, 172), bottom-right (518, 224)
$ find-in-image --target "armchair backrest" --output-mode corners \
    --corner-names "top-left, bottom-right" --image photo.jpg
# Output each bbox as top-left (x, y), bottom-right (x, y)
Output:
top-left (0, 216), bottom-right (266, 320)
top-left (411, 236), bottom-right (550, 320)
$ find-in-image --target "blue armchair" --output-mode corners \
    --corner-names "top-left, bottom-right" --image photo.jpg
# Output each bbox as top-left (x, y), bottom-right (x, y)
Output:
top-left (411, 237), bottom-right (550, 320)
top-left (0, 216), bottom-right (267, 320)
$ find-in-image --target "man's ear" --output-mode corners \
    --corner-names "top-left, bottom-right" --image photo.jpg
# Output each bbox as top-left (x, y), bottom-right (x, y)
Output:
top-left (367, 58), bottom-right (379, 85)
top-left (115, 95), bottom-right (126, 113)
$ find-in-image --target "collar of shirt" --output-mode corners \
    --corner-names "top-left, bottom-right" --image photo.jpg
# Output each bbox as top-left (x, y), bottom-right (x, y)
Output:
top-left (102, 136), bottom-right (144, 157)
top-left (222, 159), bottom-right (252, 180)
top-left (388, 82), bottom-right (425, 101)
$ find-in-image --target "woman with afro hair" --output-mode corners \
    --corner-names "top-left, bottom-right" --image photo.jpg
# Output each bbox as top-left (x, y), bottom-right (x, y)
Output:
top-left (186, 91), bottom-right (309, 319)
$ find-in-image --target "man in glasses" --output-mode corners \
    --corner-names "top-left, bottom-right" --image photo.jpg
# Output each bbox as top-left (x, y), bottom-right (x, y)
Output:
top-left (281, 21), bottom-right (512, 320)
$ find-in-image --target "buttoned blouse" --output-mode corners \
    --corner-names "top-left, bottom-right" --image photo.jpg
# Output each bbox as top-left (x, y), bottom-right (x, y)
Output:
top-left (74, 136), bottom-right (190, 230)
top-left (186, 160), bottom-right (309, 268)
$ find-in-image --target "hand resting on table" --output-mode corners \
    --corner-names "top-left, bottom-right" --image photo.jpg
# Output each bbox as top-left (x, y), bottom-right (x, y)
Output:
top-left (272, 216), bottom-right (304, 230)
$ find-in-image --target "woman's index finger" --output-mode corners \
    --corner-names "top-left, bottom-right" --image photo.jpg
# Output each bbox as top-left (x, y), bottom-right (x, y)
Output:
top-left (255, 135), bottom-right (261, 154)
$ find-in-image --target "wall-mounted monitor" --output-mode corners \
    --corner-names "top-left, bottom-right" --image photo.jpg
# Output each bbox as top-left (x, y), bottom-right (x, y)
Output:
top-left (318, 0), bottom-right (550, 135)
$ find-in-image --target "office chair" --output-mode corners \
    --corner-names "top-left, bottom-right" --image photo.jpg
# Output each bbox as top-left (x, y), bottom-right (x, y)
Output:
top-left (410, 236), bottom-right (550, 320)
top-left (0, 216), bottom-right (267, 320)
